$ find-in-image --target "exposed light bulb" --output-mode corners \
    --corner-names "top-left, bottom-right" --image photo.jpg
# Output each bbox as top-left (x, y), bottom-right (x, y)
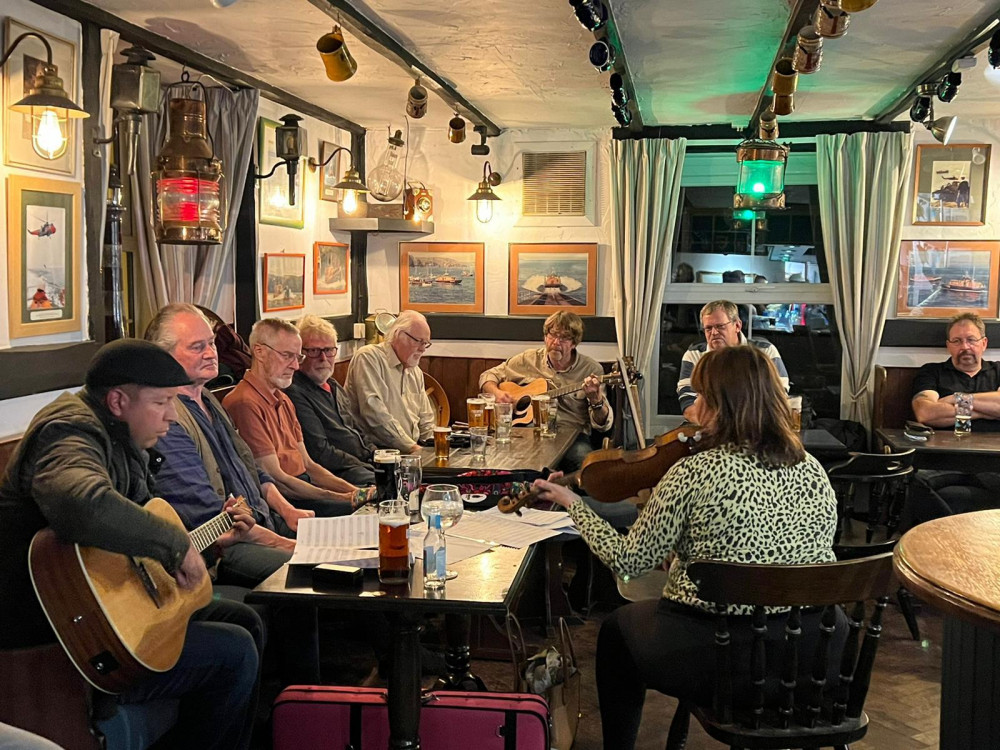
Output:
top-left (476, 199), bottom-right (494, 223)
top-left (341, 189), bottom-right (358, 214)
top-left (33, 108), bottom-right (67, 160)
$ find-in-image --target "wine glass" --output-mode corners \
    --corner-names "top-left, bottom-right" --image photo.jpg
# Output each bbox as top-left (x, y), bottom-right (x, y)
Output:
top-left (420, 483), bottom-right (464, 580)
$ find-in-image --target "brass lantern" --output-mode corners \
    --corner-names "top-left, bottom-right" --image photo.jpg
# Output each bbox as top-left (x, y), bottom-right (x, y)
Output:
top-left (152, 93), bottom-right (225, 245)
top-left (734, 138), bottom-right (789, 211)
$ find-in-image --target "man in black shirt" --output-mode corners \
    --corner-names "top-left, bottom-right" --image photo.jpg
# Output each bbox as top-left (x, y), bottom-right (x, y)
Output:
top-left (286, 315), bottom-right (376, 486)
top-left (909, 312), bottom-right (1000, 523)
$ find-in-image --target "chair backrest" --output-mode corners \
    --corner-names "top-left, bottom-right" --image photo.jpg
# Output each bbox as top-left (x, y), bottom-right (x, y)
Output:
top-left (827, 449), bottom-right (916, 481)
top-left (687, 553), bottom-right (896, 732)
top-left (872, 365), bottom-right (920, 430)
top-left (423, 371), bottom-right (450, 427)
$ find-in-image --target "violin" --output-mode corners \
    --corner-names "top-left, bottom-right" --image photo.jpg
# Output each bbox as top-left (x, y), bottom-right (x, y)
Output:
top-left (497, 424), bottom-right (702, 514)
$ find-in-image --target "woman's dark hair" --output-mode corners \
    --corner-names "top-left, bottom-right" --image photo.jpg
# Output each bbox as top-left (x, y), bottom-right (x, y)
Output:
top-left (690, 345), bottom-right (804, 468)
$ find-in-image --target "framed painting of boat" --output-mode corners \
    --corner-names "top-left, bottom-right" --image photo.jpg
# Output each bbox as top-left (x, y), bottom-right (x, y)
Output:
top-left (896, 240), bottom-right (1000, 318)
top-left (313, 241), bottom-right (349, 295)
top-left (262, 252), bottom-right (306, 312)
top-left (509, 243), bottom-right (597, 316)
top-left (399, 242), bottom-right (484, 314)
top-left (912, 144), bottom-right (990, 226)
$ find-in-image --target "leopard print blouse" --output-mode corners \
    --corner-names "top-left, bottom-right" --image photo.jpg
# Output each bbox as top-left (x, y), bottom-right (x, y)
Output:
top-left (567, 446), bottom-right (837, 614)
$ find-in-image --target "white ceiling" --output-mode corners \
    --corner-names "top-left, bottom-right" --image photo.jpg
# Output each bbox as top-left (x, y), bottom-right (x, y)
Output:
top-left (87, 0), bottom-right (1000, 132)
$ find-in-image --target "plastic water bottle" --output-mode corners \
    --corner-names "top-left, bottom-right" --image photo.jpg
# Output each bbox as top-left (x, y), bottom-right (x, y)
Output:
top-left (423, 513), bottom-right (446, 590)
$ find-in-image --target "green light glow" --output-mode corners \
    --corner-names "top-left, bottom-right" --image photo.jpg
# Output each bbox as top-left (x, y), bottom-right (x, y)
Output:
top-left (736, 158), bottom-right (785, 197)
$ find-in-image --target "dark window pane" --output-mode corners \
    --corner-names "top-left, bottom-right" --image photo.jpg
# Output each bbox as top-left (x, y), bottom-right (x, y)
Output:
top-left (658, 303), bottom-right (842, 419)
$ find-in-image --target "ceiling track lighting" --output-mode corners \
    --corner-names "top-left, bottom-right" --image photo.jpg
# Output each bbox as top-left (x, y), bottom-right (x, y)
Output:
top-left (908, 83), bottom-right (956, 145)
top-left (467, 160), bottom-right (502, 224)
top-left (471, 125), bottom-right (490, 156)
top-left (936, 71), bottom-right (961, 103)
top-left (589, 39), bottom-right (617, 72)
top-left (609, 71), bottom-right (631, 125)
top-left (254, 113), bottom-right (303, 206)
top-left (989, 27), bottom-right (1000, 68)
top-left (307, 144), bottom-right (369, 215)
top-left (317, 25), bottom-right (357, 82)
top-left (406, 78), bottom-right (428, 119)
top-left (0, 30), bottom-right (89, 161)
top-left (569, 0), bottom-right (607, 32)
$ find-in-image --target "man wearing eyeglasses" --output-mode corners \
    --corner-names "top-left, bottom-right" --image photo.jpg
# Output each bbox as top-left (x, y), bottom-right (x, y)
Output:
top-left (224, 318), bottom-right (366, 516)
top-left (908, 312), bottom-right (1000, 524)
top-left (479, 311), bottom-right (612, 472)
top-left (677, 300), bottom-right (789, 422)
top-left (286, 315), bottom-right (376, 485)
top-left (345, 310), bottom-right (437, 453)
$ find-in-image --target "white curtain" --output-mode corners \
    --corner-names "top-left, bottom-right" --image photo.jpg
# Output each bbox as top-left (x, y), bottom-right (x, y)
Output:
top-left (816, 131), bottom-right (913, 430)
top-left (609, 137), bottom-right (687, 377)
top-left (133, 85), bottom-right (258, 332)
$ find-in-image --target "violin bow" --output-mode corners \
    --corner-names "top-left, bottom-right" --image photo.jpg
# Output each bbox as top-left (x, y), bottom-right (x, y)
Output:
top-left (497, 471), bottom-right (580, 515)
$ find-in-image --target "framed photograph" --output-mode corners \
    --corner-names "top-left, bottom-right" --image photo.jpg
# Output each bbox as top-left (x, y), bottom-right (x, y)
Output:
top-left (318, 140), bottom-right (342, 202)
top-left (257, 117), bottom-right (304, 228)
top-left (262, 253), bottom-right (306, 312)
top-left (400, 242), bottom-right (484, 314)
top-left (313, 241), bottom-right (349, 295)
top-left (509, 243), bottom-right (597, 316)
top-left (896, 240), bottom-right (999, 318)
top-left (912, 143), bottom-right (991, 226)
top-left (6, 175), bottom-right (82, 338)
top-left (3, 20), bottom-right (77, 174)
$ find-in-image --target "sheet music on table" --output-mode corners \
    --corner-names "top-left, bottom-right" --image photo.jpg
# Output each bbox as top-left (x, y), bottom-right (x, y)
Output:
top-left (482, 506), bottom-right (578, 533)
top-left (296, 514), bottom-right (378, 548)
top-left (450, 513), bottom-right (563, 548)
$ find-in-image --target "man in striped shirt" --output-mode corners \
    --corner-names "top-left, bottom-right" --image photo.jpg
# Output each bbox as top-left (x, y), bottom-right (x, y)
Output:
top-left (677, 300), bottom-right (789, 422)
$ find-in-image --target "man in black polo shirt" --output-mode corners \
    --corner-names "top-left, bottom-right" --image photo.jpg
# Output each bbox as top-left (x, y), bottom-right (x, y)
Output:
top-left (909, 312), bottom-right (1000, 523)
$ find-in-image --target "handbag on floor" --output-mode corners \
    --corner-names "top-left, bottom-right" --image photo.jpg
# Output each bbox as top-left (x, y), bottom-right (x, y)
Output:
top-left (508, 614), bottom-right (581, 750)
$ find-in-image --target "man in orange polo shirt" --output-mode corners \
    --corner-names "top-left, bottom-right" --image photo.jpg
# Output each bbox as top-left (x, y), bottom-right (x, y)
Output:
top-left (223, 318), bottom-right (366, 517)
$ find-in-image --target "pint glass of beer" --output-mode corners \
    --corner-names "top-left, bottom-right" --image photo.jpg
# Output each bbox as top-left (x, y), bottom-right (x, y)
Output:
top-left (480, 393), bottom-right (496, 434)
top-left (532, 395), bottom-right (551, 436)
top-left (788, 396), bottom-right (803, 432)
top-left (374, 449), bottom-right (400, 502)
top-left (433, 426), bottom-right (452, 460)
top-left (378, 500), bottom-right (410, 584)
top-left (467, 398), bottom-right (486, 429)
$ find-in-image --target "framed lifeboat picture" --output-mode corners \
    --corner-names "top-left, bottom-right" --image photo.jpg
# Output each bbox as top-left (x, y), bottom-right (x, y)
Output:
top-left (896, 240), bottom-right (999, 318)
top-left (399, 242), bottom-right (484, 314)
top-left (508, 243), bottom-right (597, 316)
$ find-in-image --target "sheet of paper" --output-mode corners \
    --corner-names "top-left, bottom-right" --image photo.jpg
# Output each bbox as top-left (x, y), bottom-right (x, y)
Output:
top-left (288, 547), bottom-right (378, 566)
top-left (296, 514), bottom-right (378, 549)
top-left (483, 506), bottom-right (577, 530)
top-left (408, 536), bottom-right (492, 565)
top-left (448, 514), bottom-right (562, 548)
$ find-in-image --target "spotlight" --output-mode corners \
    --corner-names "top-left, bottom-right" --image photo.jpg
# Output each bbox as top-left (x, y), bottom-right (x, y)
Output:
top-left (569, 0), bottom-right (607, 32)
top-left (589, 40), bottom-right (616, 72)
top-left (926, 115), bottom-right (957, 145)
top-left (612, 102), bottom-right (631, 127)
top-left (470, 125), bottom-right (490, 156)
top-left (990, 28), bottom-right (1000, 69)
top-left (610, 72), bottom-right (628, 108)
top-left (909, 85), bottom-right (933, 123)
top-left (936, 71), bottom-right (961, 103)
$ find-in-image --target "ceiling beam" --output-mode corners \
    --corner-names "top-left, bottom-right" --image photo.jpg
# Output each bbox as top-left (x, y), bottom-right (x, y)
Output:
top-left (597, 1), bottom-right (643, 132)
top-left (874, 8), bottom-right (1000, 123)
top-left (746, 0), bottom-right (814, 135)
top-left (28, 0), bottom-right (365, 134)
top-left (307, 0), bottom-right (502, 138)
top-left (613, 119), bottom-right (910, 142)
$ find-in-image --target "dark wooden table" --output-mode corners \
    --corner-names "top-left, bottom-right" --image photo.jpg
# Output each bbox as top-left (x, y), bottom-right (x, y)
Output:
top-left (894, 510), bottom-right (1000, 749)
top-left (248, 547), bottom-right (533, 749)
top-left (877, 427), bottom-right (1000, 472)
top-left (418, 424), bottom-right (579, 473)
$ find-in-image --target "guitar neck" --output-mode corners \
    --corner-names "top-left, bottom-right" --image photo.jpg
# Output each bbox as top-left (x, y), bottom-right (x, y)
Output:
top-left (188, 510), bottom-right (234, 553)
top-left (546, 374), bottom-right (612, 399)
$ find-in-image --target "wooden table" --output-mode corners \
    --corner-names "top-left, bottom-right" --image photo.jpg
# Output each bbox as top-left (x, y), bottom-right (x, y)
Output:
top-left (894, 510), bottom-right (1000, 749)
top-left (418, 424), bottom-right (579, 473)
top-left (877, 427), bottom-right (1000, 472)
top-left (248, 547), bottom-right (533, 749)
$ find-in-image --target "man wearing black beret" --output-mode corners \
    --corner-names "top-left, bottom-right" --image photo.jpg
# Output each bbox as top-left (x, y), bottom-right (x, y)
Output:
top-left (0, 339), bottom-right (261, 749)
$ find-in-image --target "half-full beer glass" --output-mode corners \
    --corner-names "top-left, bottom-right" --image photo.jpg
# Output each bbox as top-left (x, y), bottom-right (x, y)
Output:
top-left (378, 500), bottom-right (410, 584)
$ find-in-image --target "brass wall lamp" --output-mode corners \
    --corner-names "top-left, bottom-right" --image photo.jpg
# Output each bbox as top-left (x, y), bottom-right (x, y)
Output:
top-left (308, 144), bottom-right (369, 215)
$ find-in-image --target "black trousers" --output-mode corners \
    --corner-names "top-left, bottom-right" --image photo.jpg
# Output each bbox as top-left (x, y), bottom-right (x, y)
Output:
top-left (596, 598), bottom-right (847, 750)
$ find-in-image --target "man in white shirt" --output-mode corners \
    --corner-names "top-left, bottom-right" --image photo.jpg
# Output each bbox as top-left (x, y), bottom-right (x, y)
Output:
top-left (345, 310), bottom-right (436, 453)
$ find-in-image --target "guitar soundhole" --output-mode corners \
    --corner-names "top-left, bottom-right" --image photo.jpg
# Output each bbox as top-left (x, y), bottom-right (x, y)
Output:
top-left (515, 395), bottom-right (533, 419)
top-left (90, 651), bottom-right (120, 675)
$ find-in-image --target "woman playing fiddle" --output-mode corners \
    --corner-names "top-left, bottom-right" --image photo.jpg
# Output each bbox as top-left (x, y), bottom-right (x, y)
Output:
top-left (531, 345), bottom-right (839, 749)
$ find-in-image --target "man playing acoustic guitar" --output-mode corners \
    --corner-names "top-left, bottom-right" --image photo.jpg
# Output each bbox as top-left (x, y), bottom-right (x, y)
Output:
top-left (0, 340), bottom-right (260, 750)
top-left (480, 311), bottom-right (612, 472)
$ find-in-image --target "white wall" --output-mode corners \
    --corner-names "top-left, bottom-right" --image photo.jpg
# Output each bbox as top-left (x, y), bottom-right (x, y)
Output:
top-left (363, 126), bottom-right (618, 362)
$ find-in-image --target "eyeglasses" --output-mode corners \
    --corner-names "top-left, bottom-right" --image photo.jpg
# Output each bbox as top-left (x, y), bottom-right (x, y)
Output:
top-left (703, 320), bottom-right (736, 334)
top-left (401, 330), bottom-right (432, 349)
top-left (302, 346), bottom-right (339, 359)
top-left (545, 331), bottom-right (574, 343)
top-left (947, 336), bottom-right (985, 347)
top-left (259, 341), bottom-right (305, 363)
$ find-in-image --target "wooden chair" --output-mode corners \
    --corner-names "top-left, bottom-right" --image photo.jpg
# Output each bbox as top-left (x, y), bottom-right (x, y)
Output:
top-left (664, 553), bottom-right (896, 750)
top-left (423, 371), bottom-right (451, 427)
top-left (827, 449), bottom-right (915, 544)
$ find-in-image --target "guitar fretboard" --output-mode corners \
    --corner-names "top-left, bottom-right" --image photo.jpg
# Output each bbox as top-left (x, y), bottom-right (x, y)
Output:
top-left (189, 511), bottom-right (235, 553)
top-left (546, 373), bottom-right (616, 399)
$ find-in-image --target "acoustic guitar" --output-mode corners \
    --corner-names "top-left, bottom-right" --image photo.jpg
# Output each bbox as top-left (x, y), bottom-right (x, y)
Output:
top-left (497, 362), bottom-right (638, 426)
top-left (29, 496), bottom-right (246, 694)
